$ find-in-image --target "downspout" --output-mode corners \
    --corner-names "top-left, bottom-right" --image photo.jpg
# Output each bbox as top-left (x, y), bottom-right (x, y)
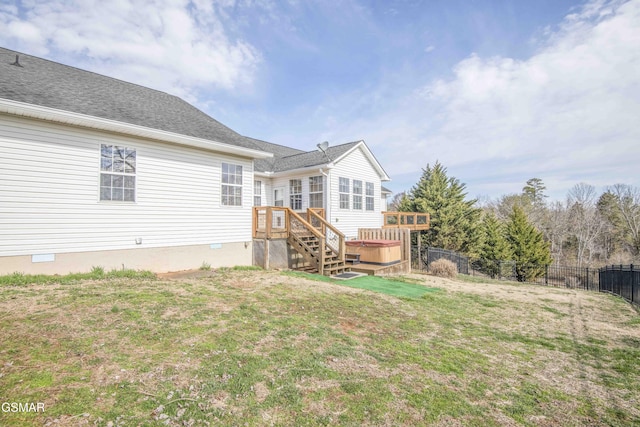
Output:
top-left (318, 167), bottom-right (330, 221)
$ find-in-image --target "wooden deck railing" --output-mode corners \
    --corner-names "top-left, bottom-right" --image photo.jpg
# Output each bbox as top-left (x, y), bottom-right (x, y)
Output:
top-left (253, 207), bottom-right (345, 276)
top-left (253, 207), bottom-right (290, 239)
top-left (307, 208), bottom-right (346, 261)
top-left (382, 211), bottom-right (430, 231)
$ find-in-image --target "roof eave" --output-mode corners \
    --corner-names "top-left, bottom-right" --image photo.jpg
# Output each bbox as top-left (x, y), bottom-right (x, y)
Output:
top-left (0, 98), bottom-right (273, 159)
top-left (258, 162), bottom-right (335, 177)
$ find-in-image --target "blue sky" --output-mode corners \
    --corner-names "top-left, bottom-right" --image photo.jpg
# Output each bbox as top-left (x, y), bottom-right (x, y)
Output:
top-left (2, 0), bottom-right (638, 202)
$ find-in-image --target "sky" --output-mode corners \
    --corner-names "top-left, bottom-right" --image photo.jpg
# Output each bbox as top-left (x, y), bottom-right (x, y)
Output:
top-left (1, 0), bottom-right (639, 202)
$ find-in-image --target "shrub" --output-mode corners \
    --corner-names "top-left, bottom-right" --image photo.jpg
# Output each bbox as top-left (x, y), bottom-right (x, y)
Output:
top-left (429, 258), bottom-right (458, 279)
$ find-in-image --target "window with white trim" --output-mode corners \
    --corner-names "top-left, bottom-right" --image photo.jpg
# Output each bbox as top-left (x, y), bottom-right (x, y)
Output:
top-left (274, 188), bottom-right (284, 207)
top-left (309, 176), bottom-right (324, 208)
top-left (353, 180), bottom-right (363, 210)
top-left (339, 177), bottom-right (350, 209)
top-left (100, 144), bottom-right (136, 201)
top-left (254, 180), bottom-right (262, 206)
top-left (366, 182), bottom-right (375, 211)
top-left (222, 163), bottom-right (243, 206)
top-left (290, 179), bottom-right (302, 210)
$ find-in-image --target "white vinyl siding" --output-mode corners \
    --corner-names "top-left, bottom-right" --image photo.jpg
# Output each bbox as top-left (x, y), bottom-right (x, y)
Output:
top-left (328, 146), bottom-right (383, 238)
top-left (0, 115), bottom-right (254, 257)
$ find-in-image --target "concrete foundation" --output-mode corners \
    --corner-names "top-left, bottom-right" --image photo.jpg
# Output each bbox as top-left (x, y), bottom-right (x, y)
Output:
top-left (0, 242), bottom-right (252, 275)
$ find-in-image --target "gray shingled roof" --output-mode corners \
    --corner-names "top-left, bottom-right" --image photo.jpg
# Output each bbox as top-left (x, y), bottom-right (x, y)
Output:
top-left (0, 47), bottom-right (262, 151)
top-left (257, 141), bottom-right (361, 173)
top-left (0, 47), bottom-right (379, 175)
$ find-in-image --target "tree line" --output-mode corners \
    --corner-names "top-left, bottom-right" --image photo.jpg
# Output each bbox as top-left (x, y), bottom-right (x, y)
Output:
top-left (392, 162), bottom-right (640, 279)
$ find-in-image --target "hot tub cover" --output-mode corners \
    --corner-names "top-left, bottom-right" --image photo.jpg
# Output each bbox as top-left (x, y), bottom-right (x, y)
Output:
top-left (345, 239), bottom-right (401, 248)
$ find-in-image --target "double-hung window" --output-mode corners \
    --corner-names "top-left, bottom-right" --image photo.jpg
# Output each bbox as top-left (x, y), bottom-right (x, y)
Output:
top-left (309, 176), bottom-right (324, 208)
top-left (366, 182), bottom-right (375, 211)
top-left (100, 144), bottom-right (136, 201)
top-left (290, 179), bottom-right (302, 210)
top-left (339, 177), bottom-right (350, 209)
top-left (254, 180), bottom-right (262, 206)
top-left (353, 180), bottom-right (363, 210)
top-left (222, 163), bottom-right (243, 206)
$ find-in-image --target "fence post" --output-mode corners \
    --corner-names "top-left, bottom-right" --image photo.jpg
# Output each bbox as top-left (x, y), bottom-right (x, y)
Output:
top-left (632, 264), bottom-right (635, 304)
top-left (545, 265), bottom-right (548, 285)
top-left (586, 267), bottom-right (589, 290)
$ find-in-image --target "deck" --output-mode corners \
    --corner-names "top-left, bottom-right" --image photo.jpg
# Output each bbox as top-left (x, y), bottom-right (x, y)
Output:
top-left (349, 260), bottom-right (411, 276)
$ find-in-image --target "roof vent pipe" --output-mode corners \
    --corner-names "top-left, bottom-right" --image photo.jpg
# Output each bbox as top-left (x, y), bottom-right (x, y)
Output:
top-left (10, 55), bottom-right (23, 67)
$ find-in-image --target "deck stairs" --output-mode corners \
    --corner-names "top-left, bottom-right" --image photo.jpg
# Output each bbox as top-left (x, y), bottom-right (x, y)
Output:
top-left (253, 207), bottom-right (350, 276)
top-left (287, 208), bottom-right (349, 276)
top-left (288, 233), bottom-right (349, 276)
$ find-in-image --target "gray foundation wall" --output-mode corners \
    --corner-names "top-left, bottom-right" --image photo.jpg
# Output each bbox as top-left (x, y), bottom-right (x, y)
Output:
top-left (0, 242), bottom-right (252, 275)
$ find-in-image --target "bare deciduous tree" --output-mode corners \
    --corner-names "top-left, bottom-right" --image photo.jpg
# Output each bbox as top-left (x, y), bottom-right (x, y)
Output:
top-left (567, 183), bottom-right (605, 267)
top-left (607, 184), bottom-right (640, 257)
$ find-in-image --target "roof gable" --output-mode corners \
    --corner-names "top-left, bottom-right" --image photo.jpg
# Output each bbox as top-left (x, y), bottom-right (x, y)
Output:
top-left (254, 140), bottom-right (389, 181)
top-left (332, 141), bottom-right (390, 181)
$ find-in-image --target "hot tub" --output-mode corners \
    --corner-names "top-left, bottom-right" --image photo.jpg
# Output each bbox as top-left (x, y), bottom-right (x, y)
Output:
top-left (345, 240), bottom-right (402, 265)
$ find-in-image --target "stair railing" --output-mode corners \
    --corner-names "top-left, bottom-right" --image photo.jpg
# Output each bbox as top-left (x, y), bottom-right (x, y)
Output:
top-left (307, 208), bottom-right (345, 262)
top-left (288, 209), bottom-right (326, 275)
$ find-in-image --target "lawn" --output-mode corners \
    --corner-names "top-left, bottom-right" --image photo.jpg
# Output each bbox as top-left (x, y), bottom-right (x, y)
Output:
top-left (0, 268), bottom-right (639, 426)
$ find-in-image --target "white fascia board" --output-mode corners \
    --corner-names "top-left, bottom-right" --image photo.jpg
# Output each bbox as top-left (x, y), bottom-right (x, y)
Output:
top-left (264, 163), bottom-right (335, 177)
top-left (332, 140), bottom-right (391, 181)
top-left (0, 98), bottom-right (273, 160)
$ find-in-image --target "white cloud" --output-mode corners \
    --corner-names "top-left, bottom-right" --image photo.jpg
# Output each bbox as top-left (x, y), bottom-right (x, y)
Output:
top-left (0, 0), bottom-right (261, 101)
top-left (334, 0), bottom-right (640, 200)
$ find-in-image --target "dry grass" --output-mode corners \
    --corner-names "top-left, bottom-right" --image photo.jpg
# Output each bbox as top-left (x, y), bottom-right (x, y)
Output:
top-left (428, 258), bottom-right (458, 278)
top-left (0, 268), bottom-right (638, 426)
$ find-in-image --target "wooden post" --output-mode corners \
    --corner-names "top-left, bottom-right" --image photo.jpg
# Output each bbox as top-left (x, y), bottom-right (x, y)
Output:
top-left (318, 236), bottom-right (325, 276)
top-left (417, 230), bottom-right (421, 270)
top-left (266, 207), bottom-right (272, 239)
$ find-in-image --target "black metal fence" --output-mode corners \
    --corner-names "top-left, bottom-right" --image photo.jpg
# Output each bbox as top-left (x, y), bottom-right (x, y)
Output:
top-left (412, 246), bottom-right (637, 306)
top-left (599, 265), bottom-right (639, 305)
top-left (412, 246), bottom-right (469, 274)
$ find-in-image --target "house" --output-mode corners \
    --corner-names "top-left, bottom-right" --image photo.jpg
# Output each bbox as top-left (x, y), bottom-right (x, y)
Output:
top-left (0, 47), bottom-right (391, 275)
top-left (252, 138), bottom-right (390, 238)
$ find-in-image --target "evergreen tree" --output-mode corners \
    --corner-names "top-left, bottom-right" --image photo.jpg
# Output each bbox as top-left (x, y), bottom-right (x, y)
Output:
top-left (400, 161), bottom-right (482, 255)
top-left (522, 178), bottom-right (548, 207)
top-left (478, 212), bottom-right (513, 278)
top-left (506, 206), bottom-right (552, 281)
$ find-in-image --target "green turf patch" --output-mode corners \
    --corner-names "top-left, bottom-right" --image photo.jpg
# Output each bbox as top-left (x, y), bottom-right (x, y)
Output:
top-left (338, 276), bottom-right (439, 298)
top-left (282, 271), bottom-right (439, 298)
